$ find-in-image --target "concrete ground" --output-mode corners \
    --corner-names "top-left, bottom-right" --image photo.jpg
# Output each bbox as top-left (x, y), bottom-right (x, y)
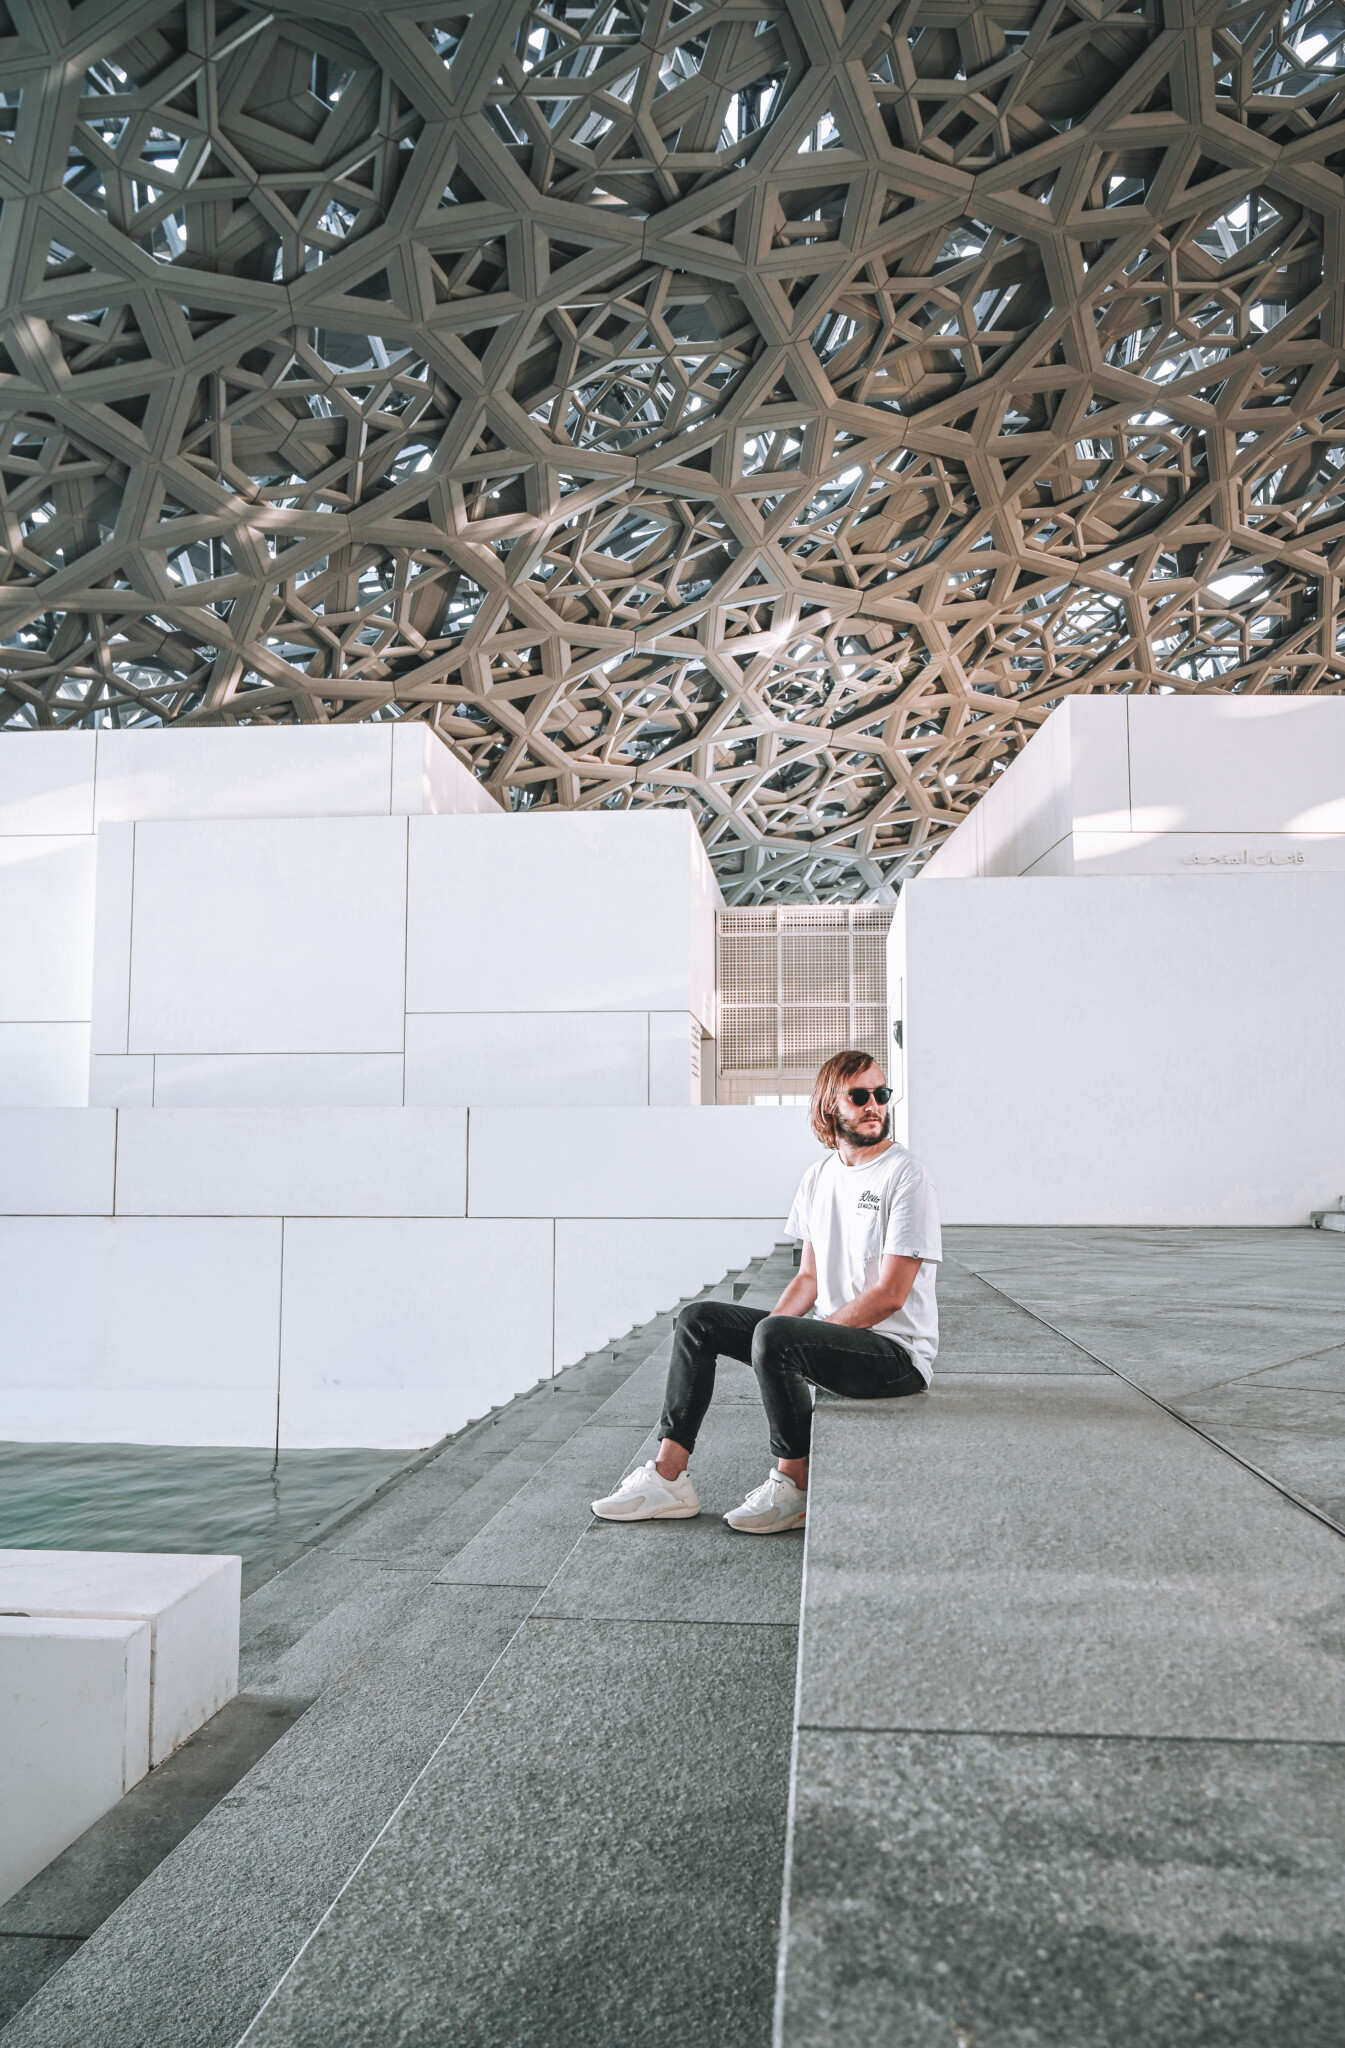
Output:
top-left (778, 1227), bottom-right (1345, 2048)
top-left (5, 1228), bottom-right (1341, 2048)
top-left (0, 1255), bottom-right (800, 2048)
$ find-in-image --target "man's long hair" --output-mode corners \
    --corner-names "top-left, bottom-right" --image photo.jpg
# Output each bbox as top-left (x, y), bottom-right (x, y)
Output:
top-left (810, 1050), bottom-right (881, 1149)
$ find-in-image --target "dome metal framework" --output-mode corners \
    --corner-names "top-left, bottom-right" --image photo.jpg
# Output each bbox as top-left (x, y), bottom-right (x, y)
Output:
top-left (3, 0), bottom-right (1345, 898)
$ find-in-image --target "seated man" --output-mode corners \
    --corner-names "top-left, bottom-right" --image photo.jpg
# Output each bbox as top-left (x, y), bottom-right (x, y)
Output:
top-left (592, 1048), bottom-right (941, 1533)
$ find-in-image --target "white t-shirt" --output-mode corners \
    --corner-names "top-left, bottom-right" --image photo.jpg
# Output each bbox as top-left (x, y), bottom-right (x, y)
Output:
top-left (785, 1142), bottom-right (942, 1380)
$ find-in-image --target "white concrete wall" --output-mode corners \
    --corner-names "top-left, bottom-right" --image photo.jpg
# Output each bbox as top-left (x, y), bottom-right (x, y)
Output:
top-left (0, 1613), bottom-right (151, 1906)
top-left (923, 697), bottom-right (1345, 879)
top-left (88, 808), bottom-right (716, 1109)
top-left (893, 873), bottom-right (1345, 1225)
top-left (0, 730), bottom-right (720, 1109)
top-left (0, 727), bottom-right (498, 1108)
top-left (0, 1105), bottom-right (819, 1448)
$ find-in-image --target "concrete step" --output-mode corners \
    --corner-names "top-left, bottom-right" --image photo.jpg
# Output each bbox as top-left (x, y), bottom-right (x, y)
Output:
top-left (0, 1252), bottom-right (795, 2048)
top-left (776, 1242), bottom-right (1345, 2048)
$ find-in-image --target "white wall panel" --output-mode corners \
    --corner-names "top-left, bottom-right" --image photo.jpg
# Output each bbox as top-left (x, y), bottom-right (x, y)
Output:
top-left (688, 828), bottom-right (719, 1032)
top-left (405, 1012), bottom-right (648, 1108)
top-left (152, 1053), bottom-right (405, 1108)
top-left (0, 1108), bottom-right (115, 1214)
top-left (0, 1215), bottom-right (282, 1444)
top-left (0, 837), bottom-right (96, 1021)
top-left (93, 727), bottom-right (398, 824)
top-left (899, 873), bottom-right (1345, 1225)
top-left (554, 1217), bottom-right (784, 1366)
top-left (1126, 697), bottom-right (1345, 835)
top-left (114, 1108), bottom-right (466, 1217)
top-left (649, 1011), bottom-right (696, 1106)
top-left (0, 1023), bottom-right (89, 1106)
top-left (278, 1217), bottom-right (553, 1447)
top-left (407, 812), bottom-right (701, 1013)
top-left (126, 817), bottom-right (408, 1055)
top-left (391, 725), bottom-right (501, 817)
top-left (469, 1106), bottom-right (821, 1218)
top-left (88, 1055), bottom-right (154, 1107)
top-left (1071, 831), bottom-right (1345, 876)
top-left (0, 732), bottom-right (96, 835)
top-left (90, 823), bottom-right (134, 1054)
top-left (0, 1615), bottom-right (151, 1907)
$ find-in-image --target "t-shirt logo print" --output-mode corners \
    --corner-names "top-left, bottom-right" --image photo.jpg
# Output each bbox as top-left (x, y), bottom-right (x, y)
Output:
top-left (856, 1189), bottom-right (881, 1213)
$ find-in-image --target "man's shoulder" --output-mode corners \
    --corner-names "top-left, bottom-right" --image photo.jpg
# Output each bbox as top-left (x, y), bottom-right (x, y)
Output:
top-left (878, 1143), bottom-right (934, 1190)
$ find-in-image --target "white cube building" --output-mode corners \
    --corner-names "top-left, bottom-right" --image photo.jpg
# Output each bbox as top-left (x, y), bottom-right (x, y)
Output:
top-left (892, 697), bottom-right (1345, 1226)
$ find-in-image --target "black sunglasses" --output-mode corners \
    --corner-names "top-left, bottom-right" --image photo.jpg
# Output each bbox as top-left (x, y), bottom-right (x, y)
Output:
top-left (844, 1086), bottom-right (892, 1106)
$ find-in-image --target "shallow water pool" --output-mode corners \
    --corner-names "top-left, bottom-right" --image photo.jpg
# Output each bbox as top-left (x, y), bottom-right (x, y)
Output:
top-left (0, 1441), bottom-right (411, 1593)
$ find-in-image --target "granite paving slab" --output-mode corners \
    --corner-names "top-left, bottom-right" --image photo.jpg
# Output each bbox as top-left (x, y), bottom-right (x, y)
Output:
top-left (780, 1228), bottom-right (1345, 2047)
top-left (240, 1617), bottom-right (798, 2048)
top-left (937, 1261), bottom-right (1104, 1374)
top-left (0, 1942), bottom-right (77, 2032)
top-left (0, 1582), bottom-right (541, 2048)
top-left (780, 1729), bottom-right (1345, 2048)
top-left (798, 1376), bottom-right (1345, 1741)
top-left (432, 1422), bottom-right (651, 1585)
top-left (1243, 1343), bottom-right (1345, 1392)
top-left (0, 1284), bottom-right (718, 2046)
top-left (1169, 1385), bottom-right (1345, 1527)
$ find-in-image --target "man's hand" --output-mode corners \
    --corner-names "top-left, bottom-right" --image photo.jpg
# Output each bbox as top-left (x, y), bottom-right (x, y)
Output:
top-left (828, 1254), bottom-right (922, 1329)
top-left (769, 1240), bottom-right (818, 1317)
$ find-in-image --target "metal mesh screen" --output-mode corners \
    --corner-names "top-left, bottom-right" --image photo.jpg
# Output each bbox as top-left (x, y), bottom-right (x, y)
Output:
top-left (716, 906), bottom-right (892, 1085)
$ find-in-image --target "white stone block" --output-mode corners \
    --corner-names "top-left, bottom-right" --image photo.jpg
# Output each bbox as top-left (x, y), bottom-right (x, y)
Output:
top-left (0, 1551), bottom-right (239, 1766)
top-left (405, 1013), bottom-right (648, 1107)
top-left (1126, 696), bottom-right (1345, 836)
top-left (0, 1614), bottom-right (151, 1906)
top-left (391, 726), bottom-right (501, 816)
top-left (90, 823), bottom-right (135, 1054)
top-left (649, 1011), bottom-right (697, 1105)
top-left (0, 732), bottom-right (97, 836)
top-left (0, 1216), bottom-right (283, 1446)
top-left (114, 1109), bottom-right (466, 1217)
top-left (554, 1218), bottom-right (785, 1365)
top-left (899, 872), bottom-right (1345, 1225)
top-left (0, 837), bottom-right (96, 1021)
top-left (88, 1055), bottom-right (155, 1107)
top-left (92, 726), bottom-right (398, 824)
top-left (278, 1217), bottom-right (554, 1447)
top-left (0, 1109), bottom-right (115, 1214)
top-left (125, 817), bottom-right (408, 1055)
top-left (468, 1106), bottom-right (821, 1218)
top-left (1070, 831), bottom-right (1345, 876)
top-left (0, 1023), bottom-right (90, 1107)
top-left (152, 1053), bottom-right (405, 1108)
top-left (1066, 696), bottom-right (1133, 833)
top-left (406, 812), bottom-right (707, 1014)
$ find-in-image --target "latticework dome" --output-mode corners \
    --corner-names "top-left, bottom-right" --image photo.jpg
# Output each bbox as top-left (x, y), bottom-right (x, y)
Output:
top-left (4, 0), bottom-right (1345, 896)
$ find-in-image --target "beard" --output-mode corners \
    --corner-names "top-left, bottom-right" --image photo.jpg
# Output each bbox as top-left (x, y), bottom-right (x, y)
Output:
top-left (835, 1110), bottom-right (891, 1149)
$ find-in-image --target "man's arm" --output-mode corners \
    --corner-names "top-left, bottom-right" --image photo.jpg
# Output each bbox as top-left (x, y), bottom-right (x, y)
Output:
top-left (770, 1240), bottom-right (819, 1317)
top-left (827, 1253), bottom-right (922, 1329)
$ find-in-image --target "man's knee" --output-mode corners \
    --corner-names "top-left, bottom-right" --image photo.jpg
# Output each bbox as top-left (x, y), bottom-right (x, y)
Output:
top-left (676, 1298), bottom-right (724, 1343)
top-left (750, 1315), bottom-right (795, 1371)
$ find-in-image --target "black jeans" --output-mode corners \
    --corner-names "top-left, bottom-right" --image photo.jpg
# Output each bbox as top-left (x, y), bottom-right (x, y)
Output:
top-left (659, 1300), bottom-right (928, 1461)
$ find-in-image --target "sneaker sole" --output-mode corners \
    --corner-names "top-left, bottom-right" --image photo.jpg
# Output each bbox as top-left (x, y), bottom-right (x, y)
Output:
top-left (723, 1513), bottom-right (806, 1534)
top-left (590, 1503), bottom-right (701, 1521)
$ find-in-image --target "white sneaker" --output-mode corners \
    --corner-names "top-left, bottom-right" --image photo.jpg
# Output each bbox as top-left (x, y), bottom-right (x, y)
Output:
top-left (591, 1460), bottom-right (701, 1522)
top-left (724, 1469), bottom-right (807, 1534)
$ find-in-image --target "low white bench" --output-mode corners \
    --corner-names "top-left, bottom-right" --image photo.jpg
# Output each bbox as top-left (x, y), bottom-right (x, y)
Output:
top-left (0, 1552), bottom-right (240, 1905)
top-left (1, 1614), bottom-right (151, 1904)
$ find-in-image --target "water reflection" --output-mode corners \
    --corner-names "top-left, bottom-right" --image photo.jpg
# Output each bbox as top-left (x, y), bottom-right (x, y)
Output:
top-left (0, 1442), bottom-right (410, 1594)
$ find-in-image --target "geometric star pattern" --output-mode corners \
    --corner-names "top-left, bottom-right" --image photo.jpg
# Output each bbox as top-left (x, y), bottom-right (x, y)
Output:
top-left (3, 0), bottom-right (1345, 898)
